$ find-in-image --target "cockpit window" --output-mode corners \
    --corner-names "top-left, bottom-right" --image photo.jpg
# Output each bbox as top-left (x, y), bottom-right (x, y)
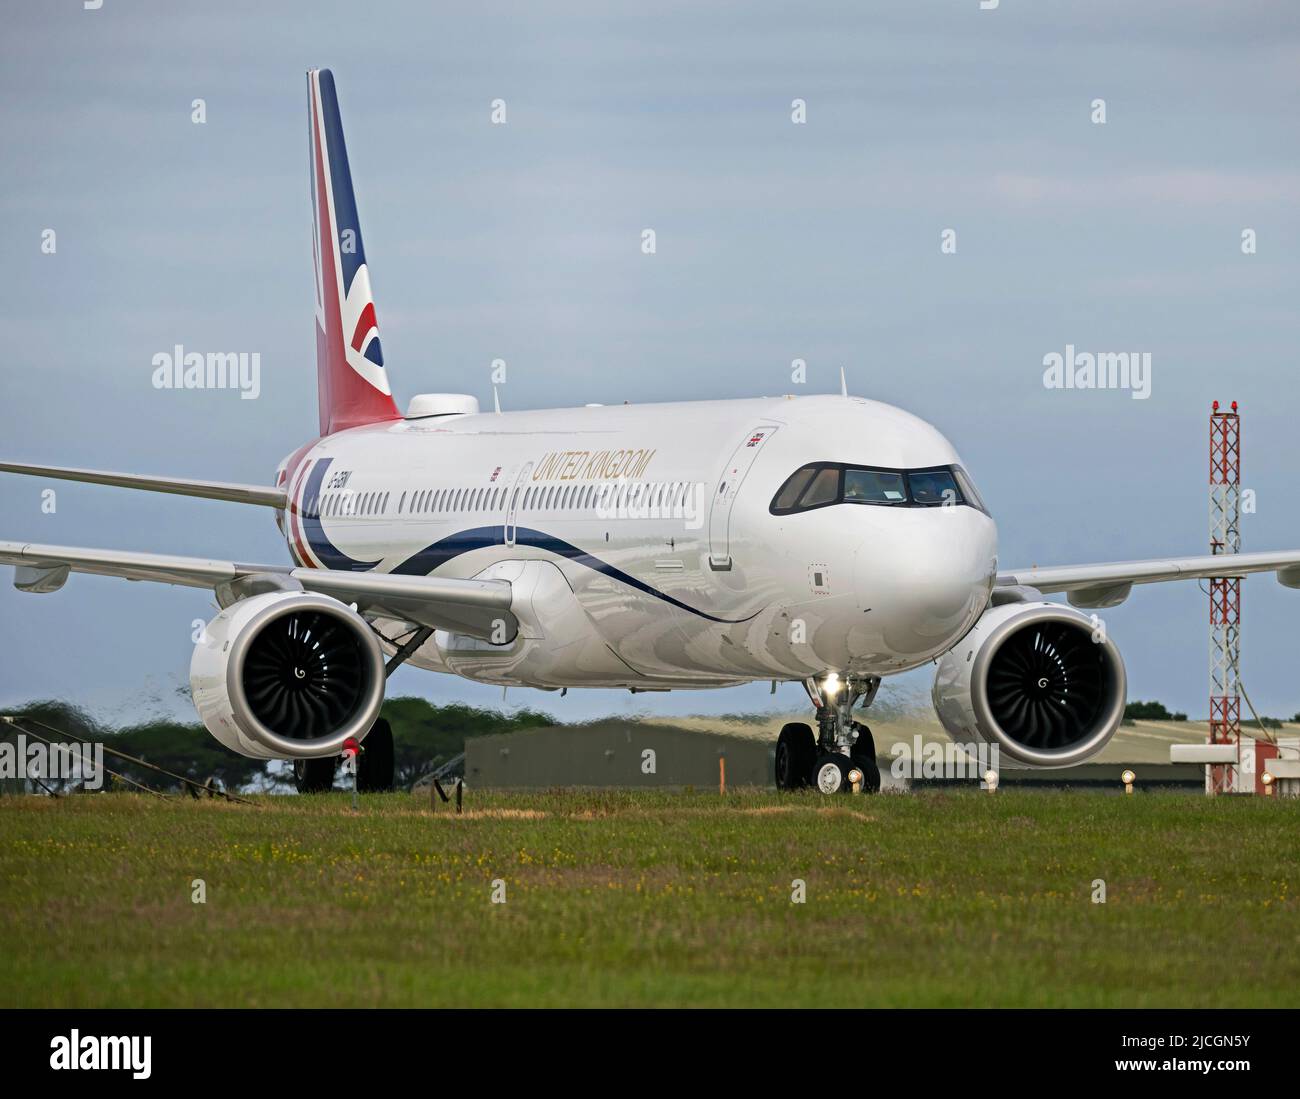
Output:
top-left (844, 469), bottom-right (906, 505)
top-left (800, 467), bottom-right (840, 508)
top-left (773, 466), bottom-right (816, 511)
top-left (771, 462), bottom-right (989, 515)
top-left (907, 468), bottom-right (960, 506)
top-left (953, 466), bottom-right (987, 512)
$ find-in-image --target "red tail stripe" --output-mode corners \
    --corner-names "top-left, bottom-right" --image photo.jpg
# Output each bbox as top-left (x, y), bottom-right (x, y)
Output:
top-left (350, 302), bottom-right (377, 352)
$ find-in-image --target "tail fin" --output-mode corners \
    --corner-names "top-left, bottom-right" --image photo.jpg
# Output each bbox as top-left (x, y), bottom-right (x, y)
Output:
top-left (308, 69), bottom-right (401, 436)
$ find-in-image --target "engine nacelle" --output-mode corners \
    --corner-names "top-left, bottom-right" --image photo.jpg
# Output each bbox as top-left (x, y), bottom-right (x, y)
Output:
top-left (932, 602), bottom-right (1126, 768)
top-left (190, 591), bottom-right (386, 760)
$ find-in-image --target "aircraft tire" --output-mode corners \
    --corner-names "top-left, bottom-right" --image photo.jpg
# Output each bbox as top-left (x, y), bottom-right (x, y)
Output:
top-left (776, 722), bottom-right (816, 790)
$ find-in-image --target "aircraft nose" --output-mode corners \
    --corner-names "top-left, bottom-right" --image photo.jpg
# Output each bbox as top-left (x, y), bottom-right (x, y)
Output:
top-left (852, 509), bottom-right (997, 661)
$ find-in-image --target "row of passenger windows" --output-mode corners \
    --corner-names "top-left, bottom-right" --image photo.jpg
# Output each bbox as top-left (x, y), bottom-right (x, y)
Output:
top-left (310, 481), bottom-right (699, 519)
top-left (770, 463), bottom-right (988, 515)
top-left (317, 490), bottom-right (391, 518)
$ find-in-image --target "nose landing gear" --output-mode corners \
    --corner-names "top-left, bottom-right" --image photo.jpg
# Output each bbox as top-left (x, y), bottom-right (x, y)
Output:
top-left (775, 675), bottom-right (882, 794)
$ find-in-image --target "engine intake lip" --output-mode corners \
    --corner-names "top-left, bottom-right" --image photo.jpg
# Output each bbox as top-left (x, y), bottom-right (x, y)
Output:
top-left (970, 605), bottom-right (1126, 768)
top-left (224, 593), bottom-right (385, 758)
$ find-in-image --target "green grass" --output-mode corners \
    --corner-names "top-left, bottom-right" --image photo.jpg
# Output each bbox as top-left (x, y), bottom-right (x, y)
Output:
top-left (0, 788), bottom-right (1297, 1007)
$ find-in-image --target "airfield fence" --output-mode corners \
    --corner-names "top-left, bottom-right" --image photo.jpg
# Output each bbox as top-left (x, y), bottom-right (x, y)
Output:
top-left (1, 715), bottom-right (255, 804)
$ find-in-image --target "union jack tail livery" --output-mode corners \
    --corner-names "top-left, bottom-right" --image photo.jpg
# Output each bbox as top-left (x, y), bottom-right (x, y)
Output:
top-left (307, 68), bottom-right (401, 437)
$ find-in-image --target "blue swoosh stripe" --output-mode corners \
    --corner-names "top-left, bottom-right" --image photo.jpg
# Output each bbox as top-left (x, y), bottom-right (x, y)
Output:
top-left (300, 458), bottom-right (382, 572)
top-left (393, 524), bottom-right (757, 625)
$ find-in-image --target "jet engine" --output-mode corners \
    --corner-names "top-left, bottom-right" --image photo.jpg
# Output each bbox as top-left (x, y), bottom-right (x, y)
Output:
top-left (190, 591), bottom-right (386, 759)
top-left (931, 602), bottom-right (1126, 768)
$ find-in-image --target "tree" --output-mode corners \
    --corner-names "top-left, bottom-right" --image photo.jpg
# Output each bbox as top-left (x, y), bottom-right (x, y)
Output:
top-left (1124, 700), bottom-right (1187, 722)
top-left (381, 697), bottom-right (553, 787)
top-left (2, 696), bottom-right (556, 794)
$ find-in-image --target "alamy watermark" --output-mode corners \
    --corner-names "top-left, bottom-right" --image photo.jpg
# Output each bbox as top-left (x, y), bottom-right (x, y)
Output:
top-left (1042, 345), bottom-right (1151, 400)
top-left (593, 477), bottom-right (707, 529)
top-left (151, 344), bottom-right (261, 399)
top-left (889, 736), bottom-right (999, 783)
top-left (0, 734), bottom-right (104, 790)
top-left (50, 1030), bottom-right (151, 1080)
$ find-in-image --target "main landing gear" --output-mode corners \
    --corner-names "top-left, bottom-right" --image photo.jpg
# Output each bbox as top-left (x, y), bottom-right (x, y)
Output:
top-left (775, 674), bottom-right (882, 795)
top-left (292, 718), bottom-right (395, 794)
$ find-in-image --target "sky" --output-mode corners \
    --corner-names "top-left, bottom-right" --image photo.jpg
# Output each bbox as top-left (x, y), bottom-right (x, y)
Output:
top-left (1, 1), bottom-right (1298, 726)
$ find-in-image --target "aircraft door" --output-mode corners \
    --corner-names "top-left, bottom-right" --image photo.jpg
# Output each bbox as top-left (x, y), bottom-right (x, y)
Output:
top-left (707, 425), bottom-right (779, 570)
top-left (504, 462), bottom-right (532, 547)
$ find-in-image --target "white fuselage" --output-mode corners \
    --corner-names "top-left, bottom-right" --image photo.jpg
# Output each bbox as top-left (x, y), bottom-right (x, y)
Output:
top-left (277, 394), bottom-right (1000, 691)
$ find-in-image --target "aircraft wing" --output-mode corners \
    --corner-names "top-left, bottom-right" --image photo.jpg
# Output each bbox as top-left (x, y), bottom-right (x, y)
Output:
top-left (0, 540), bottom-right (515, 641)
top-left (998, 550), bottom-right (1300, 608)
top-left (0, 461), bottom-right (287, 509)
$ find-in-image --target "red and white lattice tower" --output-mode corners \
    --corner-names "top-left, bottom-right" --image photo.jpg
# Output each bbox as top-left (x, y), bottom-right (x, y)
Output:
top-left (1208, 401), bottom-right (1242, 794)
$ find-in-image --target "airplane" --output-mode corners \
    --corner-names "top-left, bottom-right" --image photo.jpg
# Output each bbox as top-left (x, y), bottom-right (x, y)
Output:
top-left (4, 69), bottom-right (1300, 796)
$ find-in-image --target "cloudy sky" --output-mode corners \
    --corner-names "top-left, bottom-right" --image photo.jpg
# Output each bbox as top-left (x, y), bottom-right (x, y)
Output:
top-left (1, 1), bottom-right (1298, 725)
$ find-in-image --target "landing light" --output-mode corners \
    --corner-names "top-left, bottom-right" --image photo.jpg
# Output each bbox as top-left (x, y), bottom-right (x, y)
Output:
top-left (822, 672), bottom-right (842, 698)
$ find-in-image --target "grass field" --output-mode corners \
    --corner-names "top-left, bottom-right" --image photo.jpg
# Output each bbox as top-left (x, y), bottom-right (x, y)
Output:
top-left (0, 788), bottom-right (1297, 1008)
